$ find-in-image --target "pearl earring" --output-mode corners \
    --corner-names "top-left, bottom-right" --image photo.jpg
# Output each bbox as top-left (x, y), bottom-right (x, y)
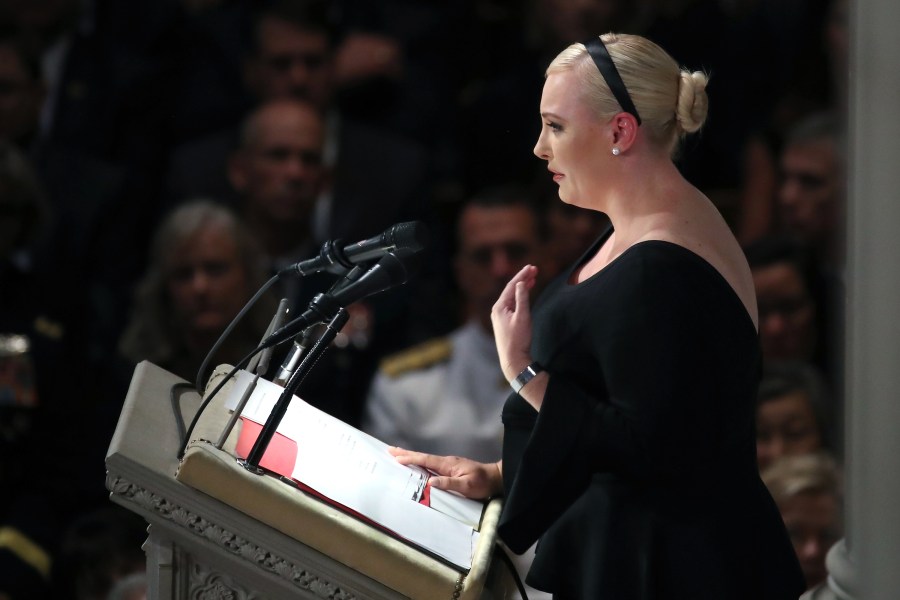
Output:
top-left (612, 147), bottom-right (621, 156)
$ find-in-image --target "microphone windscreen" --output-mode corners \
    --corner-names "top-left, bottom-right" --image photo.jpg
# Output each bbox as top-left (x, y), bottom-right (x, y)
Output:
top-left (388, 221), bottom-right (430, 253)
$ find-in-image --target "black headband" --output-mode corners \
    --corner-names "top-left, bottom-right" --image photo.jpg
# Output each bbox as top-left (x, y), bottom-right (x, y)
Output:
top-left (583, 37), bottom-right (642, 125)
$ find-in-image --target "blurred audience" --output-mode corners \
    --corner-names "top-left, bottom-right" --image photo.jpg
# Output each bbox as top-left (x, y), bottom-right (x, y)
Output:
top-left (0, 144), bottom-right (128, 600)
top-left (756, 361), bottom-right (834, 471)
top-left (763, 452), bottom-right (843, 591)
top-left (165, 0), bottom-right (432, 249)
top-left (0, 29), bottom-right (44, 151)
top-left (544, 197), bottom-right (610, 276)
top-left (163, 0), bottom-right (335, 209)
top-left (119, 200), bottom-right (276, 382)
top-left (1, 1), bottom-right (186, 368)
top-left (1, 141), bottom-right (55, 513)
top-left (734, 0), bottom-right (846, 244)
top-left (240, 0), bottom-right (335, 111)
top-left (776, 111), bottom-right (844, 271)
top-left (745, 235), bottom-right (833, 379)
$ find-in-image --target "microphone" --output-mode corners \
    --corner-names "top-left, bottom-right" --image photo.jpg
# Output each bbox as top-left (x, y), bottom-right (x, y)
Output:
top-left (282, 221), bottom-right (429, 276)
top-left (261, 248), bottom-right (420, 348)
top-left (271, 266), bottom-right (367, 386)
top-left (271, 328), bottom-right (314, 387)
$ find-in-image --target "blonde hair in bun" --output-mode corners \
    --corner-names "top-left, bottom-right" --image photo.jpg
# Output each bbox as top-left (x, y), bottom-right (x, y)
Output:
top-left (676, 70), bottom-right (709, 135)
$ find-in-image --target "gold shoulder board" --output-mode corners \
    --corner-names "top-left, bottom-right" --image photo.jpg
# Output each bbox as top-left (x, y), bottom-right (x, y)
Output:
top-left (380, 337), bottom-right (452, 378)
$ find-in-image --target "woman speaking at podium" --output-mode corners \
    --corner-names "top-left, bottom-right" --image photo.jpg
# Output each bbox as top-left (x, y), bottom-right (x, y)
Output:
top-left (392, 33), bottom-right (806, 599)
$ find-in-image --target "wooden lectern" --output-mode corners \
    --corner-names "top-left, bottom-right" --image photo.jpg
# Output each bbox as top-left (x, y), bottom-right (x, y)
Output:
top-left (105, 361), bottom-right (516, 599)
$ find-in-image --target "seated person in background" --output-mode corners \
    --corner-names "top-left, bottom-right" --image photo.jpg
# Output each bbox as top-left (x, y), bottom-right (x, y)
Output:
top-left (763, 452), bottom-right (843, 591)
top-left (776, 111), bottom-right (844, 273)
top-left (745, 235), bottom-right (831, 376)
top-left (119, 200), bottom-right (277, 382)
top-left (363, 185), bottom-right (548, 462)
top-left (756, 361), bottom-right (834, 470)
top-left (227, 98), bottom-right (326, 280)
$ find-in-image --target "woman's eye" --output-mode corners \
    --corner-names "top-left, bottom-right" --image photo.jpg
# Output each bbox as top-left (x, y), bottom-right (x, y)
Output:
top-left (545, 121), bottom-right (562, 132)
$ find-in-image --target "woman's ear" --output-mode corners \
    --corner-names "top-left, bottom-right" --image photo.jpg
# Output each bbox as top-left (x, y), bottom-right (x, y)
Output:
top-left (610, 113), bottom-right (639, 152)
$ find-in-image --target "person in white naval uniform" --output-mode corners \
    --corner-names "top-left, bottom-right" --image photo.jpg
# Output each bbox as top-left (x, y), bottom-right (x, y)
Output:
top-left (364, 320), bottom-right (509, 462)
top-left (362, 185), bottom-right (553, 599)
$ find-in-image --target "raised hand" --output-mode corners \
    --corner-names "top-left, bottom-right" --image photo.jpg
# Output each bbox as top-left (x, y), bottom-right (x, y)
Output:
top-left (491, 264), bottom-right (538, 381)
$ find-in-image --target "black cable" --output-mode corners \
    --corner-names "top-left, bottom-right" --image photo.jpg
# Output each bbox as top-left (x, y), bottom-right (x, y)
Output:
top-left (178, 345), bottom-right (264, 460)
top-left (195, 273), bottom-right (282, 393)
top-left (168, 382), bottom-right (194, 443)
top-left (495, 544), bottom-right (530, 600)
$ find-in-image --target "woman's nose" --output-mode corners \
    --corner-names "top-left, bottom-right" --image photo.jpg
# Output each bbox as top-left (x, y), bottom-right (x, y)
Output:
top-left (533, 130), bottom-right (550, 160)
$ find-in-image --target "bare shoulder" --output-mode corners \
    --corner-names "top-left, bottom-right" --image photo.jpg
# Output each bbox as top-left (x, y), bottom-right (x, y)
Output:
top-left (643, 195), bottom-right (758, 329)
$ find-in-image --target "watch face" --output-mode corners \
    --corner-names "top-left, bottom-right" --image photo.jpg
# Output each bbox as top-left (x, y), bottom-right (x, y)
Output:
top-left (512, 363), bottom-right (541, 393)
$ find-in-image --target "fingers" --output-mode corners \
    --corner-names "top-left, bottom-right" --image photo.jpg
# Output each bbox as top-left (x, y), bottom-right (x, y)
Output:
top-left (428, 475), bottom-right (462, 494)
top-left (428, 473), bottom-right (486, 499)
top-left (389, 447), bottom-right (449, 473)
top-left (506, 265), bottom-right (537, 297)
top-left (429, 462), bottom-right (502, 500)
top-left (493, 265), bottom-right (538, 314)
top-left (514, 280), bottom-right (531, 320)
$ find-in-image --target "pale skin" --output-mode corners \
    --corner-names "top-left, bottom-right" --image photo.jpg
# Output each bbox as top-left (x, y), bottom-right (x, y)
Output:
top-left (393, 66), bottom-right (759, 500)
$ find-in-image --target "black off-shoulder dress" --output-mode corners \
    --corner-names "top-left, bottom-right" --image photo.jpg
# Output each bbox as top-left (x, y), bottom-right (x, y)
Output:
top-left (499, 226), bottom-right (806, 599)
